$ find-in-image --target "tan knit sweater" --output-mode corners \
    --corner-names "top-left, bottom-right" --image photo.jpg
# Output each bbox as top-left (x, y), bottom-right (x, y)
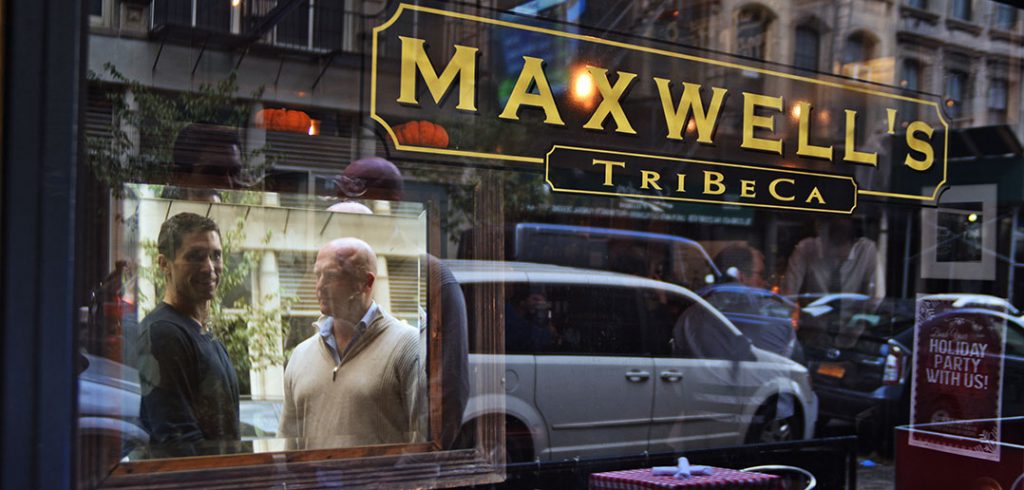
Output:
top-left (279, 310), bottom-right (424, 449)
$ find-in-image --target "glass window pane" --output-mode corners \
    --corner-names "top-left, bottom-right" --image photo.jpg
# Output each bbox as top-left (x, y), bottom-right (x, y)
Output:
top-left (996, 4), bottom-right (1017, 29)
top-left (794, 26), bottom-right (819, 71)
top-left (952, 0), bottom-right (971, 20)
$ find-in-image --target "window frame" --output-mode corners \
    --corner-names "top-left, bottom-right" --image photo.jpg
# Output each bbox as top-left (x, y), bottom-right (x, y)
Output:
top-left (84, 189), bottom-right (508, 488)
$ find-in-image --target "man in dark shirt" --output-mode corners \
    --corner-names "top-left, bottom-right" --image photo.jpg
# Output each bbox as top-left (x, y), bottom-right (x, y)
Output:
top-left (136, 212), bottom-right (240, 457)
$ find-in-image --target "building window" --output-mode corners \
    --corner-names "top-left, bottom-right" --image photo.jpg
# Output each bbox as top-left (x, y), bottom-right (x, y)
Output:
top-left (902, 59), bottom-right (921, 91)
top-left (906, 0), bottom-right (927, 9)
top-left (274, 0), bottom-right (345, 51)
top-left (736, 6), bottom-right (771, 60)
top-left (794, 26), bottom-right (820, 71)
top-left (994, 4), bottom-right (1017, 30)
top-left (946, 70), bottom-right (969, 119)
top-left (951, 0), bottom-right (972, 21)
top-left (276, 0), bottom-right (311, 46)
top-left (901, 59), bottom-right (923, 119)
top-left (843, 34), bottom-right (870, 64)
top-left (152, 0), bottom-right (231, 31)
top-left (841, 31), bottom-right (876, 80)
top-left (988, 78), bottom-right (1008, 123)
top-left (989, 79), bottom-right (1008, 110)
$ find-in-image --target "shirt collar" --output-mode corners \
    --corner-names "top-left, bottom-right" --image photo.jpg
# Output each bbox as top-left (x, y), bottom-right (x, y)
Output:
top-left (318, 302), bottom-right (379, 336)
top-left (358, 301), bottom-right (380, 330)
top-left (317, 301), bottom-right (379, 354)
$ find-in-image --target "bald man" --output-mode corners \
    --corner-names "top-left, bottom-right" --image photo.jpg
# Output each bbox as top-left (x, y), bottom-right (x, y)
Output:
top-left (279, 238), bottom-right (423, 449)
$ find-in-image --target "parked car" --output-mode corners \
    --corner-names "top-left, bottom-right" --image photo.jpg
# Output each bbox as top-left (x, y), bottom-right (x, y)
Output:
top-left (77, 353), bottom-right (148, 486)
top-left (513, 223), bottom-right (724, 290)
top-left (919, 293), bottom-right (1019, 315)
top-left (789, 293), bottom-right (871, 318)
top-left (799, 297), bottom-right (913, 447)
top-left (78, 354), bottom-right (284, 455)
top-left (800, 293), bottom-right (1024, 456)
top-left (698, 283), bottom-right (802, 362)
top-left (451, 260), bottom-right (817, 462)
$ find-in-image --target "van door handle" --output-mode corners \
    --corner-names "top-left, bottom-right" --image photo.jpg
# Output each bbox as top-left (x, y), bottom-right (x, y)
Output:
top-left (625, 370), bottom-right (651, 382)
top-left (660, 370), bottom-right (683, 382)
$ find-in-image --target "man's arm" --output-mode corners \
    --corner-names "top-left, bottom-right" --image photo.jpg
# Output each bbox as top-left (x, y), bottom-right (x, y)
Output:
top-left (858, 238), bottom-right (881, 298)
top-left (394, 328), bottom-right (426, 443)
top-left (278, 353), bottom-right (300, 450)
top-left (783, 240), bottom-right (809, 296)
top-left (433, 257), bottom-right (470, 449)
top-left (136, 321), bottom-right (204, 455)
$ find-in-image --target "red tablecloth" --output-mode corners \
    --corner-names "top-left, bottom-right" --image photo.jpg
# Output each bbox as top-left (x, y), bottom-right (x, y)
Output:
top-left (589, 467), bottom-right (781, 489)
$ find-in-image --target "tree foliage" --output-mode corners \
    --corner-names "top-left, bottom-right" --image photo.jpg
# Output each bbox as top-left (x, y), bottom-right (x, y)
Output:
top-left (86, 63), bottom-right (267, 197)
top-left (92, 65), bottom-right (289, 392)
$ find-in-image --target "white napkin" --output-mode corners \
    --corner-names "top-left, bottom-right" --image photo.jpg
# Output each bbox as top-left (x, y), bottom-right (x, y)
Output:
top-left (651, 457), bottom-right (714, 479)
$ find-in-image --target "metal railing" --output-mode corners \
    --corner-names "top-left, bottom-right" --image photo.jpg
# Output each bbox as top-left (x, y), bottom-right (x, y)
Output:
top-left (152, 0), bottom-right (353, 52)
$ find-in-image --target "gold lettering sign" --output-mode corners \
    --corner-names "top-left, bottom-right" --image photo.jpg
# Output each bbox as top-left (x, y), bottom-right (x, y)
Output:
top-left (546, 146), bottom-right (858, 214)
top-left (371, 3), bottom-right (948, 209)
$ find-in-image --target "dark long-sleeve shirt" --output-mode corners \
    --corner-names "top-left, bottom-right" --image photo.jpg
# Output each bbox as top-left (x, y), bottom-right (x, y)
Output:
top-left (136, 302), bottom-right (240, 456)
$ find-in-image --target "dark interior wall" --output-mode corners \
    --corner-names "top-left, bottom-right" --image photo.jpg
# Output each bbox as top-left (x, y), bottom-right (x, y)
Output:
top-left (1, 0), bottom-right (86, 488)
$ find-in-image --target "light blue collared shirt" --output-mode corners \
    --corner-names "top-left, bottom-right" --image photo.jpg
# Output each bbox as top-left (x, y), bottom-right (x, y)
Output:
top-left (318, 302), bottom-right (379, 365)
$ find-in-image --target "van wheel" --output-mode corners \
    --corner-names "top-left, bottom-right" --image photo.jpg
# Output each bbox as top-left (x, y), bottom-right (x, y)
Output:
top-left (745, 396), bottom-right (803, 444)
top-left (506, 417), bottom-right (535, 463)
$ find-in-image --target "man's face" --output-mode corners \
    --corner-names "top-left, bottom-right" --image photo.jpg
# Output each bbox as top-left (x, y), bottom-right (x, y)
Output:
top-left (314, 250), bottom-right (365, 321)
top-left (193, 144), bottom-right (242, 189)
top-left (741, 254), bottom-right (766, 289)
top-left (163, 230), bottom-right (222, 306)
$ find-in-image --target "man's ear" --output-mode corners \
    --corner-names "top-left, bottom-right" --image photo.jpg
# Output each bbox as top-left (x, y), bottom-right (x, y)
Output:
top-left (364, 272), bottom-right (376, 291)
top-left (157, 254), bottom-right (171, 276)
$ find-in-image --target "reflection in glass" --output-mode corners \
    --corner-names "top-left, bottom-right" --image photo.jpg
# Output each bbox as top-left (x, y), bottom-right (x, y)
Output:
top-left (80, 184), bottom-right (429, 460)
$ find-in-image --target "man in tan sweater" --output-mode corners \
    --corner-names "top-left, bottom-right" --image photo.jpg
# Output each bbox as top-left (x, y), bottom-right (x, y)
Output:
top-left (279, 238), bottom-right (423, 449)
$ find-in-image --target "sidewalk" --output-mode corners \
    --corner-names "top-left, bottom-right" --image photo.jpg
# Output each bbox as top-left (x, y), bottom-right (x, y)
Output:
top-left (857, 458), bottom-right (895, 490)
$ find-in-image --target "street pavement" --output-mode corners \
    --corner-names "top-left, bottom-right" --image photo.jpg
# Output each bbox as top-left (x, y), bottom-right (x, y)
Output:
top-left (818, 418), bottom-right (896, 489)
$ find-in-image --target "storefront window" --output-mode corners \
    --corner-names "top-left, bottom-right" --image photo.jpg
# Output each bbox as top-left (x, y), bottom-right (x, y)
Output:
top-left (48, 0), bottom-right (1024, 488)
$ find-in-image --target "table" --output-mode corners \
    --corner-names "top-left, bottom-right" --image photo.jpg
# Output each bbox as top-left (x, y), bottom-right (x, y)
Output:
top-left (589, 467), bottom-right (781, 489)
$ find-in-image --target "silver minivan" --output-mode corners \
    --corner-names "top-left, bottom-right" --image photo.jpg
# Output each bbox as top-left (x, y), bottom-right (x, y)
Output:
top-left (451, 260), bottom-right (818, 462)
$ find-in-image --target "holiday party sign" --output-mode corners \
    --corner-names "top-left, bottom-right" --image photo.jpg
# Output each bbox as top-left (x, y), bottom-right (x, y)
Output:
top-left (908, 296), bottom-right (1008, 461)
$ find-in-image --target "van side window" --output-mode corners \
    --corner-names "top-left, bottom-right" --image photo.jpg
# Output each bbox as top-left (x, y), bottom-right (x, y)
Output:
top-left (504, 283), bottom-right (559, 354)
top-left (641, 289), bottom-right (693, 356)
top-left (643, 290), bottom-right (754, 361)
top-left (543, 285), bottom-right (644, 356)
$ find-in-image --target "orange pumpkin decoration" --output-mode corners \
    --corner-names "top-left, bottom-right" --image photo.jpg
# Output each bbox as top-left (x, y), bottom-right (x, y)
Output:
top-left (256, 108), bottom-right (313, 134)
top-left (393, 120), bottom-right (449, 148)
